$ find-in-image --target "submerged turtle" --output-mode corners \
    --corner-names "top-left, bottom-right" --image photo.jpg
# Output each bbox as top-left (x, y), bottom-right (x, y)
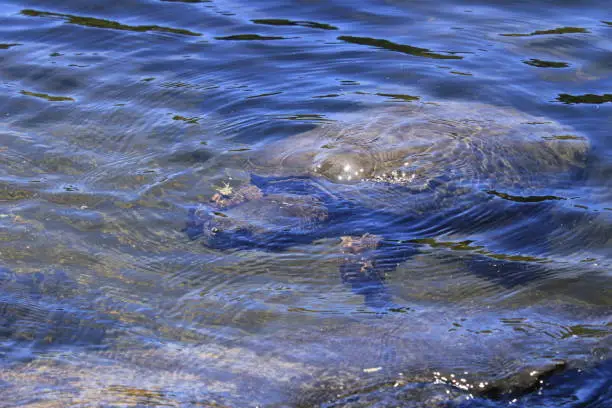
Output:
top-left (243, 102), bottom-right (586, 212)
top-left (186, 102), bottom-right (589, 308)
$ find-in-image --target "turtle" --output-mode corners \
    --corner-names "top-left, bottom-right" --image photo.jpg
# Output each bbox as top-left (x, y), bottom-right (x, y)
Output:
top-left (186, 101), bottom-right (589, 308)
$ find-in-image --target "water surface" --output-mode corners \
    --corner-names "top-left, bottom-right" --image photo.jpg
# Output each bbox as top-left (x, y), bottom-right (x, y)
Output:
top-left (0, 0), bottom-right (610, 406)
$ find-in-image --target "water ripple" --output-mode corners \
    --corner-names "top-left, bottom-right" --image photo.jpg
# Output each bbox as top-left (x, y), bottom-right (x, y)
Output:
top-left (0, 0), bottom-right (610, 405)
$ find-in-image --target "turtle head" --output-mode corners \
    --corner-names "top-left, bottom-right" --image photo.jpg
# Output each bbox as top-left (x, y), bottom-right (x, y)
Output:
top-left (185, 206), bottom-right (255, 250)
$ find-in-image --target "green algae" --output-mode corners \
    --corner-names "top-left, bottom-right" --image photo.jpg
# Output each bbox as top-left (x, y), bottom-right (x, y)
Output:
top-left (246, 91), bottom-right (283, 99)
top-left (21, 9), bottom-right (201, 37)
top-left (337, 36), bottom-right (462, 59)
top-left (501, 26), bottom-right (589, 37)
top-left (215, 34), bottom-right (286, 40)
top-left (557, 93), bottom-right (612, 104)
top-left (172, 115), bottom-right (199, 124)
top-left (20, 90), bottom-right (75, 102)
top-left (411, 237), bottom-right (549, 263)
top-left (312, 94), bottom-right (341, 99)
top-left (524, 59), bottom-right (569, 68)
top-left (543, 135), bottom-right (587, 141)
top-left (251, 19), bottom-right (338, 30)
top-left (277, 113), bottom-right (332, 122)
top-left (450, 70), bottom-right (473, 76)
top-left (0, 185), bottom-right (36, 201)
top-left (560, 325), bottom-right (610, 339)
top-left (486, 190), bottom-right (566, 203)
top-left (375, 93), bottom-right (420, 102)
top-left (529, 27), bottom-right (588, 35)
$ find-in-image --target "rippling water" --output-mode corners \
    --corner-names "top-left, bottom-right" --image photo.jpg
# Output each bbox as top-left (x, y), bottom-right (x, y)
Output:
top-left (0, 0), bottom-right (610, 407)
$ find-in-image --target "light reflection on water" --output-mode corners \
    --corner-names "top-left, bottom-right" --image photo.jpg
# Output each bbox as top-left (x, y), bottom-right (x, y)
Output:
top-left (0, 0), bottom-right (610, 406)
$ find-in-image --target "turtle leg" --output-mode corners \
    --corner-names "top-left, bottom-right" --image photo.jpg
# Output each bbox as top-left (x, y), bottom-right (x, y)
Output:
top-left (339, 234), bottom-right (419, 311)
top-left (339, 257), bottom-right (393, 310)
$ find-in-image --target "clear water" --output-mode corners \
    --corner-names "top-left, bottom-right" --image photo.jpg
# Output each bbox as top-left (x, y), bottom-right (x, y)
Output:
top-left (0, 0), bottom-right (610, 406)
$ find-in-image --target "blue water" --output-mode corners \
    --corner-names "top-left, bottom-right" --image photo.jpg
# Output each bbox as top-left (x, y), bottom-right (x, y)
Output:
top-left (0, 1), bottom-right (610, 406)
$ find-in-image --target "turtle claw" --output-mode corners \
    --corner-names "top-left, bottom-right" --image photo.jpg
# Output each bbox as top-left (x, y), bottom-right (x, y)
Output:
top-left (339, 258), bottom-right (393, 310)
top-left (338, 235), bottom-right (420, 311)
